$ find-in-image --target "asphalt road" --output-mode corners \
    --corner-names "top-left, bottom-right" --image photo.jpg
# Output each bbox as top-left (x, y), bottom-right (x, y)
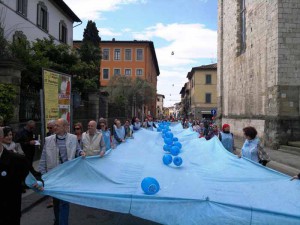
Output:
top-left (21, 197), bottom-right (161, 225)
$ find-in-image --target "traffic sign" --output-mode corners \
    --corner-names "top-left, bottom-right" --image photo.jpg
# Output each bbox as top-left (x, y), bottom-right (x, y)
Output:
top-left (211, 109), bottom-right (217, 115)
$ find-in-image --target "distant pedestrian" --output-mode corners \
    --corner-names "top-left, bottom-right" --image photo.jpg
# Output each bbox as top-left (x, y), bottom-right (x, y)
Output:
top-left (46, 120), bottom-right (56, 136)
top-left (205, 124), bottom-right (220, 140)
top-left (113, 119), bottom-right (125, 146)
top-left (15, 120), bottom-right (40, 177)
top-left (239, 126), bottom-right (260, 163)
top-left (124, 119), bottom-right (133, 138)
top-left (132, 117), bottom-right (141, 131)
top-left (219, 124), bottom-right (236, 153)
top-left (82, 120), bottom-right (106, 157)
top-left (2, 126), bottom-right (24, 155)
top-left (73, 122), bottom-right (83, 146)
top-left (98, 118), bottom-right (114, 150)
top-left (147, 116), bottom-right (157, 131)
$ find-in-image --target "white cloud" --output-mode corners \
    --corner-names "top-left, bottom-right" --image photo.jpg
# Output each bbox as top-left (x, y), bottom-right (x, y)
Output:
top-left (122, 28), bottom-right (132, 33)
top-left (98, 27), bottom-right (122, 37)
top-left (133, 23), bottom-right (217, 67)
top-left (157, 69), bottom-right (187, 105)
top-left (64, 0), bottom-right (147, 20)
top-left (131, 23), bottom-right (217, 106)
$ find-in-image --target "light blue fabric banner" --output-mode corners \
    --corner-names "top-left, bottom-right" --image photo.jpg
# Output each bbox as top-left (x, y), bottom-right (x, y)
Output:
top-left (26, 123), bottom-right (300, 225)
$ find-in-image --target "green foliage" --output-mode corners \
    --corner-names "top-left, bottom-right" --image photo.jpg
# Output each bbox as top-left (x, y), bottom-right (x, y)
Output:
top-left (105, 76), bottom-right (156, 109)
top-left (0, 84), bottom-right (16, 123)
top-left (0, 23), bottom-right (12, 59)
top-left (79, 41), bottom-right (101, 64)
top-left (74, 20), bottom-right (101, 92)
top-left (8, 36), bottom-right (99, 93)
top-left (83, 20), bottom-right (101, 46)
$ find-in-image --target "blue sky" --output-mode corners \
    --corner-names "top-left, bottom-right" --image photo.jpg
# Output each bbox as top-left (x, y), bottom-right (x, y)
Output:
top-left (65, 0), bottom-right (218, 107)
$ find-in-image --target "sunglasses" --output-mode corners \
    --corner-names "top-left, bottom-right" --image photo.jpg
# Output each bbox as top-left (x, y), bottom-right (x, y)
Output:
top-left (74, 127), bottom-right (81, 130)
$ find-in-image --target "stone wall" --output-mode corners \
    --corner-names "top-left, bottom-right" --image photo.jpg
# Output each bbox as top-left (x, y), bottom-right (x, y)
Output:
top-left (221, 117), bottom-right (265, 139)
top-left (218, 0), bottom-right (300, 147)
top-left (0, 60), bottom-right (23, 124)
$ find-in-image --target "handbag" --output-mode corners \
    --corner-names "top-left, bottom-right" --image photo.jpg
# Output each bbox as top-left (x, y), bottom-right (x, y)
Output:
top-left (257, 144), bottom-right (271, 165)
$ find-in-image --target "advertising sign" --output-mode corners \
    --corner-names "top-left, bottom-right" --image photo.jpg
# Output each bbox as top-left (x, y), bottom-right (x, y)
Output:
top-left (43, 69), bottom-right (71, 133)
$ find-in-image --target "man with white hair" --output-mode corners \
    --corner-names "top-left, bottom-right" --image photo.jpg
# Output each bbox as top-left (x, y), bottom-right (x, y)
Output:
top-left (82, 120), bottom-right (106, 157)
top-left (46, 120), bottom-right (56, 136)
top-left (39, 118), bottom-right (85, 225)
top-left (0, 127), bottom-right (30, 225)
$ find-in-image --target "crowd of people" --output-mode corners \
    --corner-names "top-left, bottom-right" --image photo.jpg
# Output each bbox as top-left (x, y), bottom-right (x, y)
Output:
top-left (0, 116), bottom-right (299, 225)
top-left (182, 118), bottom-right (272, 165)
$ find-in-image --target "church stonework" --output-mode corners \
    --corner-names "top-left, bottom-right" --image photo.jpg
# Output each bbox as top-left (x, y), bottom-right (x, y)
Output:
top-left (218, 0), bottom-right (300, 148)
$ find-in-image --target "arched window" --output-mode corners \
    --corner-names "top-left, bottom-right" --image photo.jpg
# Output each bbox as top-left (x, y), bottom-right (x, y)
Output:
top-left (239, 0), bottom-right (246, 54)
top-left (17, 0), bottom-right (28, 17)
top-left (59, 20), bottom-right (67, 43)
top-left (37, 1), bottom-right (48, 31)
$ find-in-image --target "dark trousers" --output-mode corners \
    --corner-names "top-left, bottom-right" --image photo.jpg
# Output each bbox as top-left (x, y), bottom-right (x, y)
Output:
top-left (53, 198), bottom-right (69, 225)
top-left (22, 147), bottom-right (35, 167)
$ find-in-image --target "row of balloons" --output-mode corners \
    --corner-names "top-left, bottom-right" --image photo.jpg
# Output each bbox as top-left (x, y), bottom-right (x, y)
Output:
top-left (141, 122), bottom-right (183, 195)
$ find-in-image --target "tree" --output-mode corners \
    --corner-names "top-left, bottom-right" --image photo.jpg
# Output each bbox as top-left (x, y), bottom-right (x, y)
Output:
top-left (105, 76), bottom-right (156, 117)
top-left (83, 20), bottom-right (101, 47)
top-left (0, 84), bottom-right (16, 124)
top-left (11, 37), bottom-right (79, 90)
top-left (74, 20), bottom-right (101, 92)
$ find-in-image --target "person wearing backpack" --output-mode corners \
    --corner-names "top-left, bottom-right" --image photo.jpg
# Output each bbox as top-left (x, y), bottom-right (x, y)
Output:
top-left (219, 124), bottom-right (236, 153)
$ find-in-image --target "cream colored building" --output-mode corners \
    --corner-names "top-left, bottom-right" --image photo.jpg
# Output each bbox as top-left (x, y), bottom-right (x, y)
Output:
top-left (218, 0), bottom-right (300, 148)
top-left (0, 0), bottom-right (81, 46)
top-left (187, 63), bottom-right (217, 119)
top-left (156, 94), bottom-right (165, 119)
top-left (180, 82), bottom-right (190, 118)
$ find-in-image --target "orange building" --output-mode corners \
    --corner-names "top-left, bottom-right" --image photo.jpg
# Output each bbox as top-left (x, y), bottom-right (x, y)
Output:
top-left (100, 40), bottom-right (160, 117)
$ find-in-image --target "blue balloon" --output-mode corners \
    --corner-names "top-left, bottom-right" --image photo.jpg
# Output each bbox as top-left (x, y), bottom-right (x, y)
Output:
top-left (173, 137), bottom-right (178, 142)
top-left (164, 138), bottom-right (173, 145)
top-left (163, 144), bottom-right (171, 151)
top-left (141, 177), bottom-right (160, 195)
top-left (165, 132), bottom-right (173, 139)
top-left (170, 146), bottom-right (180, 156)
top-left (173, 156), bottom-right (183, 166)
top-left (163, 154), bottom-right (173, 165)
top-left (173, 141), bottom-right (182, 149)
top-left (157, 127), bottom-right (162, 132)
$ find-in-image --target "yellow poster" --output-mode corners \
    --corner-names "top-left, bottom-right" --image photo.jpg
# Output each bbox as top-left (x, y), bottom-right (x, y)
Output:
top-left (43, 69), bottom-right (71, 133)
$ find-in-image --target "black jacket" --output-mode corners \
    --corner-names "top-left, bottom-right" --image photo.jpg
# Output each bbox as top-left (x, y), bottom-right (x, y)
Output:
top-left (0, 149), bottom-right (30, 225)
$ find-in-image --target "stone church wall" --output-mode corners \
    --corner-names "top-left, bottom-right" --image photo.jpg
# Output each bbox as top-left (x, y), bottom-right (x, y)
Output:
top-left (218, 0), bottom-right (300, 148)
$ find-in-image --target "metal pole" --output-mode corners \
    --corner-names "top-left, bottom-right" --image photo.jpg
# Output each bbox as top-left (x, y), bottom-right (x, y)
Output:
top-left (39, 89), bottom-right (45, 147)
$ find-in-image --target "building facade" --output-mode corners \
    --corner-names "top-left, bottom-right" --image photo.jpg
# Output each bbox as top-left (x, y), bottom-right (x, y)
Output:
top-left (180, 82), bottom-right (191, 118)
top-left (187, 63), bottom-right (217, 119)
top-left (0, 0), bottom-right (81, 46)
top-left (218, 0), bottom-right (300, 148)
top-left (99, 40), bottom-right (160, 117)
top-left (156, 94), bottom-right (165, 119)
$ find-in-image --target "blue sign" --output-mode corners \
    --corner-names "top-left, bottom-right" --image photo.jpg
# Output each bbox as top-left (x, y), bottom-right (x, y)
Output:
top-left (211, 109), bottom-right (217, 115)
